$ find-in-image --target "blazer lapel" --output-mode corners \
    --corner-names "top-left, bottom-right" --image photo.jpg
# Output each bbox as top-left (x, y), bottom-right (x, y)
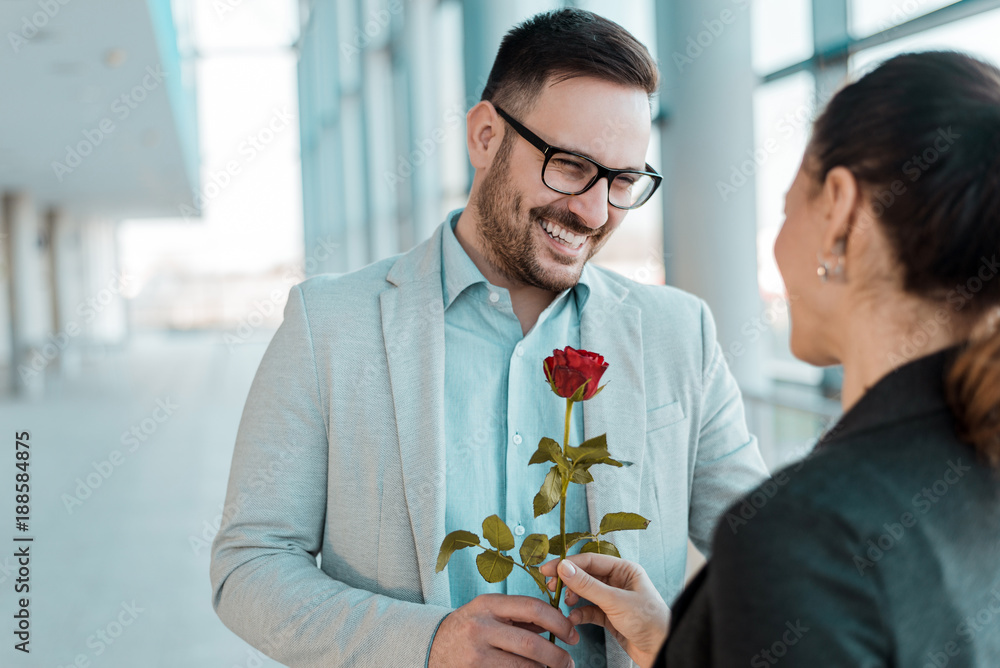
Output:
top-left (579, 269), bottom-right (646, 557)
top-left (580, 269), bottom-right (646, 668)
top-left (380, 225), bottom-right (451, 608)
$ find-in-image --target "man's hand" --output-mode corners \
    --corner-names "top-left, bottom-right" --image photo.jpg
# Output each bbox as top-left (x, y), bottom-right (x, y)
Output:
top-left (428, 593), bottom-right (579, 667)
top-left (539, 554), bottom-right (669, 668)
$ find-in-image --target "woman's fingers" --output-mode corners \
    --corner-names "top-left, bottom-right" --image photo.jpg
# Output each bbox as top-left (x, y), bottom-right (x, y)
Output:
top-left (556, 558), bottom-right (621, 608)
top-left (568, 604), bottom-right (608, 629)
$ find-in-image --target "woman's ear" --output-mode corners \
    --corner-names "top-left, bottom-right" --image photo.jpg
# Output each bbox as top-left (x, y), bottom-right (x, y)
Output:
top-left (820, 166), bottom-right (861, 255)
top-left (466, 101), bottom-right (502, 170)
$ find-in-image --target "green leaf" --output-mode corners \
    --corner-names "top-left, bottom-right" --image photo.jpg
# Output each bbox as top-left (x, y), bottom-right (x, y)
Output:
top-left (569, 467), bottom-right (594, 484)
top-left (569, 380), bottom-right (591, 403)
top-left (548, 532), bottom-right (589, 556)
top-left (482, 515), bottom-right (514, 551)
top-left (436, 530), bottom-right (481, 572)
top-left (526, 565), bottom-right (549, 596)
top-left (580, 539), bottom-right (621, 558)
top-left (598, 512), bottom-right (651, 534)
top-left (533, 466), bottom-right (562, 518)
top-left (589, 383), bottom-right (607, 399)
top-left (544, 362), bottom-right (558, 395)
top-left (566, 434), bottom-right (609, 466)
top-left (593, 456), bottom-right (625, 468)
top-left (528, 437), bottom-right (569, 470)
top-left (476, 550), bottom-right (514, 583)
top-left (519, 533), bottom-right (550, 567)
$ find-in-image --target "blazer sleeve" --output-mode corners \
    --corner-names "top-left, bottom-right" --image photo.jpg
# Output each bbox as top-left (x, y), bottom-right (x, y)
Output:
top-left (688, 300), bottom-right (770, 556)
top-left (209, 284), bottom-right (450, 668)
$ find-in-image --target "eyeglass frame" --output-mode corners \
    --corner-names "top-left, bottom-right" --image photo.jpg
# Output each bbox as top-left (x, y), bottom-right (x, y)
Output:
top-left (491, 104), bottom-right (663, 210)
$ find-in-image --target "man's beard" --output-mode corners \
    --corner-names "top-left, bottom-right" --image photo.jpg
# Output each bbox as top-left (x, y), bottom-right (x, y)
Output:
top-left (473, 144), bottom-right (611, 292)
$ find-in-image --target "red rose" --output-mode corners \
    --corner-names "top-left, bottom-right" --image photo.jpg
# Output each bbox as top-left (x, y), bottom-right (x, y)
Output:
top-left (544, 347), bottom-right (608, 401)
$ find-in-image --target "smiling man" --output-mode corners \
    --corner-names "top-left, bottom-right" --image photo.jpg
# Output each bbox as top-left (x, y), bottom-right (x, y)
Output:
top-left (210, 9), bottom-right (769, 668)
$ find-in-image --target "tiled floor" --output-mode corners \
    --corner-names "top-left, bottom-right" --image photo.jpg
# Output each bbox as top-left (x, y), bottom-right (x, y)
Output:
top-left (0, 330), bottom-right (285, 667)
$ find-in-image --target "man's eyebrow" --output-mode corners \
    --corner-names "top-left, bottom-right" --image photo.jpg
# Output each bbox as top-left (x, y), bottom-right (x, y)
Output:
top-left (556, 143), bottom-right (647, 172)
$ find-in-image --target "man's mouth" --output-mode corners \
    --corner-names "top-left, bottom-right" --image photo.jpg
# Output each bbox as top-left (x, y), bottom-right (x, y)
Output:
top-left (538, 218), bottom-right (587, 251)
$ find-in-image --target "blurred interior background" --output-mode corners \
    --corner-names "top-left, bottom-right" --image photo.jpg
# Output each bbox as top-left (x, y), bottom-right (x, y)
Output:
top-left (2, 0), bottom-right (1000, 665)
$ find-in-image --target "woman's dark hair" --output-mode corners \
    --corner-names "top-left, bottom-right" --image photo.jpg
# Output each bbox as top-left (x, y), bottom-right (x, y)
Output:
top-left (808, 51), bottom-right (1000, 466)
top-left (481, 8), bottom-right (659, 118)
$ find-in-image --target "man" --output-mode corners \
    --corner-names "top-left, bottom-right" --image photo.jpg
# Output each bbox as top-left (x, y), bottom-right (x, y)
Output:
top-left (211, 9), bottom-right (768, 668)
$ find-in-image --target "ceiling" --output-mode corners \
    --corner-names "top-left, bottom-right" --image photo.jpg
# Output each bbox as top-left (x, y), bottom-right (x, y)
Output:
top-left (0, 0), bottom-right (199, 220)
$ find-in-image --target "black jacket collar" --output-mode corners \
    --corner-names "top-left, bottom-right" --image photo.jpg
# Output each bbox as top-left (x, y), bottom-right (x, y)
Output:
top-left (816, 346), bottom-right (960, 448)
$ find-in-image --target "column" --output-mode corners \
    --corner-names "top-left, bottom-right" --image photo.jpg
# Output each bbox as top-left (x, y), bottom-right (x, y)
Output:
top-left (656, 0), bottom-right (768, 396)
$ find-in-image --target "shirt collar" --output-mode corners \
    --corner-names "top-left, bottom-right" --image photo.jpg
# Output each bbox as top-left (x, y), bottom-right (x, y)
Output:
top-left (441, 208), bottom-right (591, 312)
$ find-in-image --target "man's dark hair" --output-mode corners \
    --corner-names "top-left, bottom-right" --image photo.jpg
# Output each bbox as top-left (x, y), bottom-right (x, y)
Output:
top-left (480, 8), bottom-right (659, 118)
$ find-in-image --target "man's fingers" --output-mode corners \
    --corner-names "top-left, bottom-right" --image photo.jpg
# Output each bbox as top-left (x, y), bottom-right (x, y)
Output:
top-left (569, 604), bottom-right (608, 629)
top-left (512, 621), bottom-right (547, 635)
top-left (488, 627), bottom-right (574, 668)
top-left (564, 589), bottom-right (580, 606)
top-left (482, 647), bottom-right (547, 668)
top-left (488, 595), bottom-right (578, 645)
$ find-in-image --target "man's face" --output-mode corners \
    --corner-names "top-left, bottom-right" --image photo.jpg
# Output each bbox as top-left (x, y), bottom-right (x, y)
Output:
top-left (473, 76), bottom-right (653, 292)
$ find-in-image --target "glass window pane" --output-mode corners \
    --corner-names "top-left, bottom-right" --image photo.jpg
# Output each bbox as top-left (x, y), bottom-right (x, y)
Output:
top-left (572, 0), bottom-right (659, 116)
top-left (851, 6), bottom-right (1000, 74)
top-left (849, 0), bottom-right (960, 39)
top-left (751, 0), bottom-right (813, 75)
top-left (753, 71), bottom-right (814, 299)
top-left (591, 124), bottom-right (664, 285)
top-left (752, 71), bottom-right (819, 379)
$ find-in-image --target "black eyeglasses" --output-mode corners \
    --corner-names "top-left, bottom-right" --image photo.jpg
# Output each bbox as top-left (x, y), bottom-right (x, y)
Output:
top-left (493, 104), bottom-right (662, 210)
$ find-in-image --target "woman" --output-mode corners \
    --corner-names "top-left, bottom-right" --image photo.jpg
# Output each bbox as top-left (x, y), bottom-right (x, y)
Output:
top-left (541, 50), bottom-right (1000, 667)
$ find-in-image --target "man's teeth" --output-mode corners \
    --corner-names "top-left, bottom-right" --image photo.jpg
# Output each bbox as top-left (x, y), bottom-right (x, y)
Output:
top-left (542, 220), bottom-right (585, 250)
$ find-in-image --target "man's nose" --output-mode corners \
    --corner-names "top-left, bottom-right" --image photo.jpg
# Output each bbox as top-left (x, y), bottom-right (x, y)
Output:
top-left (566, 177), bottom-right (610, 230)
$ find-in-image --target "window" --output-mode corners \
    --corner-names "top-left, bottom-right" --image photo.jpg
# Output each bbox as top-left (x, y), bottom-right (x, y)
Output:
top-left (849, 0), bottom-right (960, 38)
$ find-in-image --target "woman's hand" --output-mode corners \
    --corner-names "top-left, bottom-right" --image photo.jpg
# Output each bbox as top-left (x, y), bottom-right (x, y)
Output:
top-left (540, 554), bottom-right (670, 668)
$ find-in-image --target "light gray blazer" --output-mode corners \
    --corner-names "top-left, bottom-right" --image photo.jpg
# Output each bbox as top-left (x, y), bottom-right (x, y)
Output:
top-left (210, 220), bottom-right (769, 668)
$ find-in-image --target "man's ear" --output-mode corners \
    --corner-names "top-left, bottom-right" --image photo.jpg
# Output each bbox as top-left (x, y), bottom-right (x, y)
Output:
top-left (820, 165), bottom-right (861, 255)
top-left (466, 101), bottom-right (503, 170)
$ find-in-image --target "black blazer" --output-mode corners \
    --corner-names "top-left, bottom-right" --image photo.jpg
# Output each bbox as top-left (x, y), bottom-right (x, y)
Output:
top-left (657, 347), bottom-right (1000, 667)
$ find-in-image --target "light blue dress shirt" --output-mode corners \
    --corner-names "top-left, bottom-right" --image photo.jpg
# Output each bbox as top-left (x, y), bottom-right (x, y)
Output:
top-left (437, 210), bottom-right (605, 664)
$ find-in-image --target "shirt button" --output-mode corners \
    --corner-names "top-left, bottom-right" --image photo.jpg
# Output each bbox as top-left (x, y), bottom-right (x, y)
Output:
top-left (512, 434), bottom-right (522, 445)
top-left (514, 525), bottom-right (525, 536)
top-left (516, 345), bottom-right (524, 357)
top-left (488, 292), bottom-right (500, 303)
